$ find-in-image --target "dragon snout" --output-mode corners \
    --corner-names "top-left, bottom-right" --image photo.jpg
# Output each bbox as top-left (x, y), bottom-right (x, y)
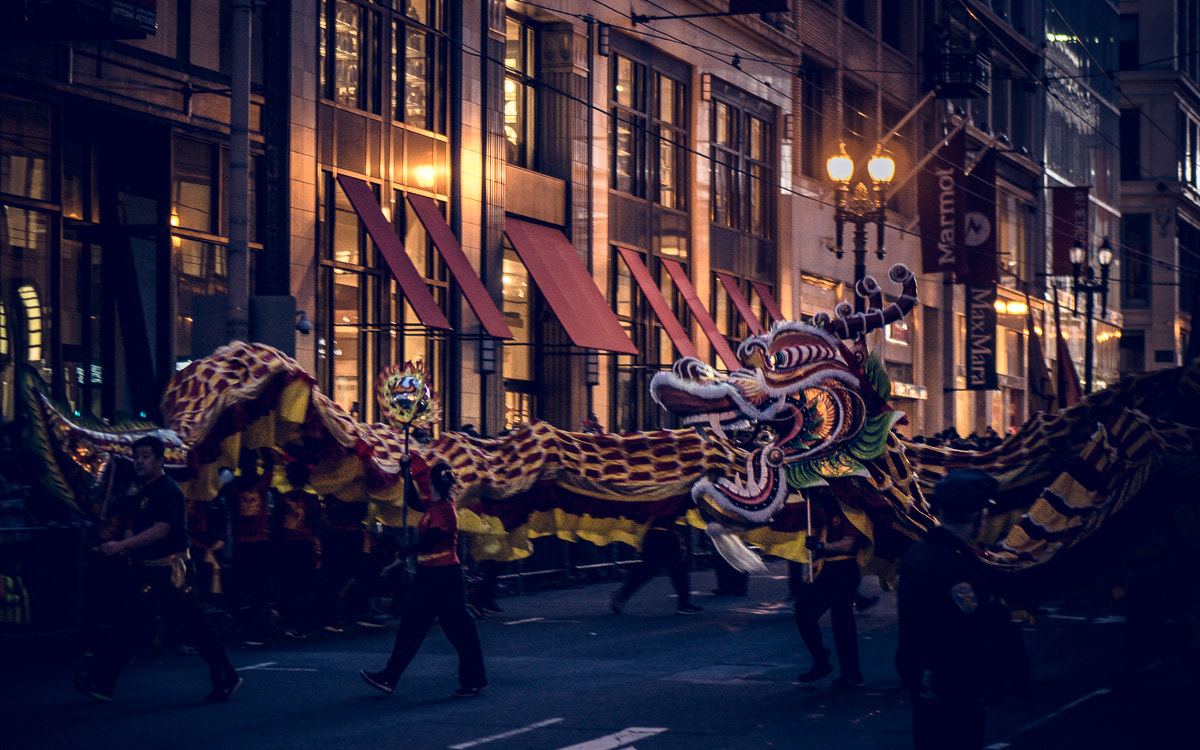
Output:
top-left (692, 449), bottom-right (789, 526)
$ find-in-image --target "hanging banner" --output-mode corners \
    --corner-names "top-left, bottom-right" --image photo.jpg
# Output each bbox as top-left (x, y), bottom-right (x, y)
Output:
top-left (958, 150), bottom-right (997, 286)
top-left (1052, 186), bottom-right (1089, 276)
top-left (965, 284), bottom-right (998, 391)
top-left (728, 0), bottom-right (790, 12)
top-left (919, 129), bottom-right (966, 275)
top-left (1026, 301), bottom-right (1056, 417)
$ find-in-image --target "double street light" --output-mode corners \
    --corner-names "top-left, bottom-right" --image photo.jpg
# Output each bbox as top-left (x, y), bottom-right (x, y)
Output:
top-left (1069, 236), bottom-right (1113, 394)
top-left (827, 142), bottom-right (896, 313)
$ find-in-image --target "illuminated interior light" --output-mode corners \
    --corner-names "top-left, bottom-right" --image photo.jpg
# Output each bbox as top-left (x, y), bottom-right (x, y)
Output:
top-left (414, 164), bottom-right (437, 189)
top-left (18, 284), bottom-right (42, 361)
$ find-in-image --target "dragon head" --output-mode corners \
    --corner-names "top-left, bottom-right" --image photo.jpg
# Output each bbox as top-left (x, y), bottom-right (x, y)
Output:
top-left (650, 264), bottom-right (917, 528)
top-left (376, 360), bottom-right (442, 432)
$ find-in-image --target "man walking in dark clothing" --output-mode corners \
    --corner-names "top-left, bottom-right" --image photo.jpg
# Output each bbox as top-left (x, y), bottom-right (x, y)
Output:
top-left (793, 498), bottom-right (866, 689)
top-left (896, 468), bottom-right (1015, 750)
top-left (361, 461), bottom-right (487, 698)
top-left (611, 514), bottom-right (702, 615)
top-left (73, 435), bottom-right (241, 703)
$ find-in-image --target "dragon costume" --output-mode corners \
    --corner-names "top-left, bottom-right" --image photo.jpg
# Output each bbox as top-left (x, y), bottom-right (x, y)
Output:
top-left (15, 264), bottom-right (1200, 609)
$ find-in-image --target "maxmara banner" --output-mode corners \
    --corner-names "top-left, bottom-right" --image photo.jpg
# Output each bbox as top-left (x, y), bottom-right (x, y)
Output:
top-left (965, 284), bottom-right (999, 391)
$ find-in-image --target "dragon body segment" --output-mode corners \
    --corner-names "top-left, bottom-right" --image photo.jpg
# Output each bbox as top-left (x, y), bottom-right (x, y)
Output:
top-left (14, 259), bottom-right (1200, 606)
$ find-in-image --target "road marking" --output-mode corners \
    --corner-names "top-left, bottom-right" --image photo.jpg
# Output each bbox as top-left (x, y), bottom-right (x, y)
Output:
top-left (504, 617), bottom-right (545, 625)
top-left (238, 661), bottom-right (317, 672)
top-left (985, 687), bottom-right (1113, 749)
top-left (449, 718), bottom-right (564, 749)
top-left (554, 727), bottom-right (667, 750)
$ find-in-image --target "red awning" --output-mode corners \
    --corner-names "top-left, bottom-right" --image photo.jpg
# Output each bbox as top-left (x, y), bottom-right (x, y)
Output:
top-left (661, 259), bottom-right (740, 370)
top-left (336, 175), bottom-right (451, 331)
top-left (716, 273), bottom-right (764, 336)
top-left (504, 218), bottom-right (638, 355)
top-left (406, 195), bottom-right (513, 340)
top-left (751, 281), bottom-right (786, 324)
top-left (615, 248), bottom-right (699, 362)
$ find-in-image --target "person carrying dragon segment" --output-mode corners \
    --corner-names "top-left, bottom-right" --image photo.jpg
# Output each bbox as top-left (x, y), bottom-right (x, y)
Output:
top-left (360, 459), bottom-right (487, 698)
top-left (792, 494), bottom-right (867, 689)
top-left (73, 435), bottom-right (242, 704)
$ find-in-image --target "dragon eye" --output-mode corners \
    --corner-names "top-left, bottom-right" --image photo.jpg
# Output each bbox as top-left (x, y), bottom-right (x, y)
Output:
top-left (770, 349), bottom-right (799, 369)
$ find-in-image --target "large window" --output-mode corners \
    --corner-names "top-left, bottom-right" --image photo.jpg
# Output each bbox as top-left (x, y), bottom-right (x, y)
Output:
top-left (394, 0), bottom-right (448, 132)
top-left (1121, 213), bottom-right (1151, 309)
top-left (323, 0), bottom-right (448, 130)
top-left (0, 206), bottom-right (51, 419)
top-left (0, 97), bottom-right (51, 202)
top-left (1183, 113), bottom-right (1200, 191)
top-left (712, 274), bottom-right (769, 353)
top-left (799, 63), bottom-right (826, 179)
top-left (612, 249), bottom-right (689, 432)
top-left (610, 55), bottom-right (688, 210)
top-left (711, 85), bottom-right (775, 238)
top-left (504, 15), bottom-right (537, 168)
top-left (996, 188), bottom-right (1030, 286)
top-left (316, 173), bottom-right (447, 423)
top-left (171, 135), bottom-right (261, 363)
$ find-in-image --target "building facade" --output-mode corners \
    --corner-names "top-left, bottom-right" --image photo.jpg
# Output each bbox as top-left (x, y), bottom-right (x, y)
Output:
top-left (1117, 0), bottom-right (1200, 371)
top-left (0, 0), bottom-right (1143, 448)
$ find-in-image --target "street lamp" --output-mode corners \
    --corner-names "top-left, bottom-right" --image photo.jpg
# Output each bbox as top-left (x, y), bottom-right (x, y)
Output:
top-left (827, 142), bottom-right (895, 313)
top-left (1069, 236), bottom-right (1113, 393)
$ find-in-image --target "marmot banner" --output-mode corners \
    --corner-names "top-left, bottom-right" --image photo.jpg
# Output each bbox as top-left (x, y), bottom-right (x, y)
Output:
top-left (918, 129), bottom-right (966, 275)
top-left (958, 150), bottom-right (997, 286)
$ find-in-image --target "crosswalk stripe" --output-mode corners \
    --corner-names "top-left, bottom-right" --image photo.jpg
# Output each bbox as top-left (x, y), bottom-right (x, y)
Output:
top-left (554, 727), bottom-right (668, 750)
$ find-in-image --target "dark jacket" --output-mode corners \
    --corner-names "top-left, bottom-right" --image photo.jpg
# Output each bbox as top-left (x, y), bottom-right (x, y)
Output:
top-left (896, 526), bottom-right (1010, 696)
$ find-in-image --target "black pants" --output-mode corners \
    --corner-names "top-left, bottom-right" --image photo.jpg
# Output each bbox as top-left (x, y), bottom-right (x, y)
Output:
top-left (85, 566), bottom-right (235, 695)
top-left (382, 565), bottom-right (486, 690)
top-left (911, 691), bottom-right (986, 750)
top-left (616, 528), bottom-right (691, 607)
top-left (231, 540), bottom-right (274, 638)
top-left (319, 530), bottom-right (371, 626)
top-left (275, 539), bottom-right (318, 631)
top-left (793, 558), bottom-right (861, 677)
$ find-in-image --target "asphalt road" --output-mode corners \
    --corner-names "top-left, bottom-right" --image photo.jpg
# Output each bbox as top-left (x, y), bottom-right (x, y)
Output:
top-left (2, 561), bottom-right (1194, 749)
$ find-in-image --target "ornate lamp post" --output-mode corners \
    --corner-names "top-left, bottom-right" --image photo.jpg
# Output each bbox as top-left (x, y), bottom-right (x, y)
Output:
top-left (827, 143), bottom-right (895, 313)
top-left (1069, 236), bottom-right (1113, 393)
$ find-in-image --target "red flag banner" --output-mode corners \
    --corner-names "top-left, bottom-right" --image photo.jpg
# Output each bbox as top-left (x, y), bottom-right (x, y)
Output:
top-left (1026, 299), bottom-right (1055, 416)
top-left (1052, 187), bottom-right (1089, 276)
top-left (919, 129), bottom-right (966, 275)
top-left (1052, 288), bottom-right (1083, 408)
top-left (959, 149), bottom-right (997, 286)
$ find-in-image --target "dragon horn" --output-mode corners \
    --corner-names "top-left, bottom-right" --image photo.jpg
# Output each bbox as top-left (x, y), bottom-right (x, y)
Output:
top-left (821, 264), bottom-right (918, 341)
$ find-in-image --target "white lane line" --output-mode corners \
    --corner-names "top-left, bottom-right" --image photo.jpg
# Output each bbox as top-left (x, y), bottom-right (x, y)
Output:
top-left (238, 661), bottom-right (317, 672)
top-left (554, 727), bottom-right (668, 750)
top-left (449, 718), bottom-right (564, 749)
top-left (985, 686), bottom-right (1113, 749)
top-left (504, 617), bottom-right (545, 625)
